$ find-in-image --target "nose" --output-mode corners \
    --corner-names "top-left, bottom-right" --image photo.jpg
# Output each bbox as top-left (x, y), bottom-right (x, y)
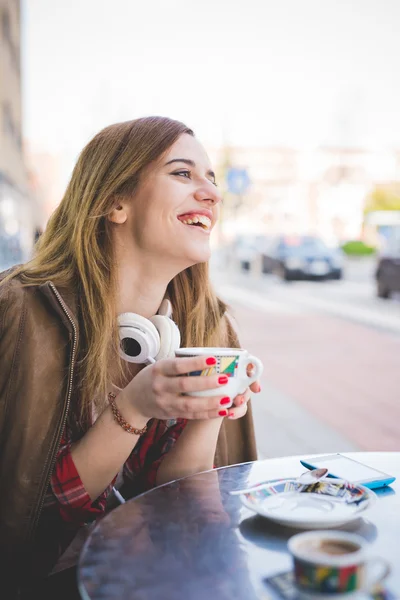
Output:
top-left (193, 181), bottom-right (222, 205)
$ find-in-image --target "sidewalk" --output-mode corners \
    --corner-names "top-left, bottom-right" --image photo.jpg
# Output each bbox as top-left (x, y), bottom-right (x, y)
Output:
top-left (217, 280), bottom-right (400, 456)
top-left (252, 381), bottom-right (359, 460)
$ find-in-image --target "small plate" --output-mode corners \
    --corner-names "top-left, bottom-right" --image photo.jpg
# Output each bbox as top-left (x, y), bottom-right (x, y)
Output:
top-left (237, 478), bottom-right (376, 529)
top-left (297, 589), bottom-right (379, 599)
top-left (265, 568), bottom-right (390, 600)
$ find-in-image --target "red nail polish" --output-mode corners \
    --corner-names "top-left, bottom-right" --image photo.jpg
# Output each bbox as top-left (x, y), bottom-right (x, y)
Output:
top-left (220, 397), bottom-right (230, 405)
top-left (228, 411), bottom-right (235, 418)
top-left (218, 376), bottom-right (228, 385)
top-left (218, 410), bottom-right (228, 417)
top-left (206, 357), bottom-right (217, 366)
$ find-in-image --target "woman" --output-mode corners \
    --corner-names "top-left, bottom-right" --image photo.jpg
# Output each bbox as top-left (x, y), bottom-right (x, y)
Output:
top-left (0, 116), bottom-right (259, 597)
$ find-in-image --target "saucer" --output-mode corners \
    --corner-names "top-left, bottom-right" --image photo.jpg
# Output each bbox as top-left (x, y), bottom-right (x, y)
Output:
top-left (297, 589), bottom-right (379, 599)
top-left (238, 478), bottom-right (376, 529)
top-left (265, 569), bottom-right (390, 600)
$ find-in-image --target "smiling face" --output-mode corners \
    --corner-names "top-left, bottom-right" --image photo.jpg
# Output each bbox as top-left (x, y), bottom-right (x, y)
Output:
top-left (112, 134), bottom-right (222, 270)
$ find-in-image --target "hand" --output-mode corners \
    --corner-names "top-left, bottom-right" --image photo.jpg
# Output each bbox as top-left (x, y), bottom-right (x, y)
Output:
top-left (226, 363), bottom-right (261, 421)
top-left (119, 356), bottom-right (233, 423)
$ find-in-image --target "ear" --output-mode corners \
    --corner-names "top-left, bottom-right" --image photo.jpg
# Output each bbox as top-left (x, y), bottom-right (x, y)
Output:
top-left (107, 203), bottom-right (128, 224)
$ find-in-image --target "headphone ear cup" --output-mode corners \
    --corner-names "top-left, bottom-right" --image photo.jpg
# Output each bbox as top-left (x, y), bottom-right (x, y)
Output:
top-left (118, 313), bottom-right (161, 363)
top-left (150, 315), bottom-right (181, 360)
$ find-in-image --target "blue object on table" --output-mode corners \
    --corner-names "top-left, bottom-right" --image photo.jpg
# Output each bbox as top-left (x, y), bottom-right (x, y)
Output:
top-left (300, 457), bottom-right (396, 490)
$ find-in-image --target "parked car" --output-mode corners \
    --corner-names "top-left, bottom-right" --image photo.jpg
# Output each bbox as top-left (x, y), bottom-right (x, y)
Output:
top-left (261, 235), bottom-right (344, 281)
top-left (375, 226), bottom-right (400, 298)
top-left (375, 255), bottom-right (400, 298)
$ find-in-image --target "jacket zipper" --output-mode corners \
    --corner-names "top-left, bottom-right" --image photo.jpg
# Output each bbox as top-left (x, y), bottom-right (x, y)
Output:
top-left (29, 283), bottom-right (78, 540)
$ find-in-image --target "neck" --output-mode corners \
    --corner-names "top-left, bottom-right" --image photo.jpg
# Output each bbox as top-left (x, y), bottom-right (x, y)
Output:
top-left (114, 246), bottom-right (185, 319)
top-left (116, 265), bottom-right (167, 318)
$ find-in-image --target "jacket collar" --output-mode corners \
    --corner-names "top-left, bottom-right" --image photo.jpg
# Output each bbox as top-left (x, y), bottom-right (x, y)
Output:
top-left (38, 281), bottom-right (79, 339)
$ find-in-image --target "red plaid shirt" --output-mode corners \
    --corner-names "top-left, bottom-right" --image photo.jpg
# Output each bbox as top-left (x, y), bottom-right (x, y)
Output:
top-left (42, 415), bottom-right (187, 545)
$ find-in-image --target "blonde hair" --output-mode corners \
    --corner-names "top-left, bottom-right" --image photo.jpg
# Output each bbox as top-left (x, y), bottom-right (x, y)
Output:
top-left (4, 117), bottom-right (237, 421)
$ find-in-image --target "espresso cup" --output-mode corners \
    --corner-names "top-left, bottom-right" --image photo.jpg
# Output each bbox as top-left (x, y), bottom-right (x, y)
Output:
top-left (175, 347), bottom-right (263, 400)
top-left (288, 530), bottom-right (390, 597)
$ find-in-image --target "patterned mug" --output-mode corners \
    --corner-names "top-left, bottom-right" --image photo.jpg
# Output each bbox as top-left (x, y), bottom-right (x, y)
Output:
top-left (288, 530), bottom-right (391, 596)
top-left (175, 347), bottom-right (263, 401)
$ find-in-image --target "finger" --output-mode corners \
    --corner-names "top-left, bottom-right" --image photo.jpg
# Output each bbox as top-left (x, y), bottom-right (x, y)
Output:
top-left (190, 408), bottom-right (229, 420)
top-left (232, 389), bottom-right (251, 407)
top-left (226, 403), bottom-right (248, 420)
top-left (177, 395), bottom-right (232, 419)
top-left (246, 362), bottom-right (255, 377)
top-left (190, 405), bottom-right (238, 421)
top-left (158, 355), bottom-right (218, 377)
top-left (249, 380), bottom-right (261, 393)
top-left (165, 373), bottom-right (230, 395)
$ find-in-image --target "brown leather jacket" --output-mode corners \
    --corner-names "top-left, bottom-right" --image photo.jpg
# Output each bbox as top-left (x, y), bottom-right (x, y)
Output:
top-left (0, 270), bottom-right (257, 595)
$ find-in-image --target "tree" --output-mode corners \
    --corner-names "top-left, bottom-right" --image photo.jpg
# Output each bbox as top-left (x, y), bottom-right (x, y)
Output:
top-left (364, 184), bottom-right (400, 213)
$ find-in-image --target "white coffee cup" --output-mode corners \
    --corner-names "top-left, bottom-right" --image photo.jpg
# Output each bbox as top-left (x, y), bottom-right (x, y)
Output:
top-left (175, 347), bottom-right (263, 400)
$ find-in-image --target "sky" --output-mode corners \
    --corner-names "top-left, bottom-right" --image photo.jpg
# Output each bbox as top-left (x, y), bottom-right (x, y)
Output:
top-left (22, 0), bottom-right (400, 187)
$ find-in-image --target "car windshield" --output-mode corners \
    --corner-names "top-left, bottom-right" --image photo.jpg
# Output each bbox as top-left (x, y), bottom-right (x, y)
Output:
top-left (278, 236), bottom-right (328, 255)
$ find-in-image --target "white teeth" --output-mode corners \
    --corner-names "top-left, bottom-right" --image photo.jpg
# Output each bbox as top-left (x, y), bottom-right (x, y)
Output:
top-left (199, 216), bottom-right (211, 228)
top-left (179, 215), bottom-right (211, 229)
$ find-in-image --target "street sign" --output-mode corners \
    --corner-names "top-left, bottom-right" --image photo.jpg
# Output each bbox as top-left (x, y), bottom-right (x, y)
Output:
top-left (226, 168), bottom-right (250, 195)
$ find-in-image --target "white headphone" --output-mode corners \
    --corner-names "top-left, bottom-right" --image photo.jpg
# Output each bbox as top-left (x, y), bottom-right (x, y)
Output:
top-left (118, 299), bottom-right (181, 364)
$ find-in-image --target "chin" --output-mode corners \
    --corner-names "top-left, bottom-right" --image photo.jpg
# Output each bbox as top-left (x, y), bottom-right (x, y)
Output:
top-left (182, 247), bottom-right (212, 267)
top-left (192, 247), bottom-right (212, 264)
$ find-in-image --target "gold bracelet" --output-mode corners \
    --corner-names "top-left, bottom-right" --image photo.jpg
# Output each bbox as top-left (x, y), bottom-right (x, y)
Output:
top-left (108, 392), bottom-right (148, 436)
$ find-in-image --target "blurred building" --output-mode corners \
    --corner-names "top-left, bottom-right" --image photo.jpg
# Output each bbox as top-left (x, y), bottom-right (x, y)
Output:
top-left (25, 143), bottom-right (64, 228)
top-left (209, 144), bottom-right (400, 247)
top-left (0, 0), bottom-right (34, 267)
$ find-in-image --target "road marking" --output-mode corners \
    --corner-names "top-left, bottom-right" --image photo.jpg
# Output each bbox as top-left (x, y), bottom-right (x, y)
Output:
top-left (277, 289), bottom-right (400, 334)
top-left (216, 279), bottom-right (400, 335)
top-left (217, 284), bottom-right (306, 315)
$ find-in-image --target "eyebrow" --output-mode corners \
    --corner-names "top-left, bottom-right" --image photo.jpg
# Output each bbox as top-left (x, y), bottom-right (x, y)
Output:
top-left (164, 158), bottom-right (216, 181)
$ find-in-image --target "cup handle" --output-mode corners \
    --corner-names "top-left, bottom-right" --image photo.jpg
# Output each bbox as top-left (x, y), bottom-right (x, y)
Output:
top-left (364, 556), bottom-right (391, 590)
top-left (240, 354), bottom-right (263, 386)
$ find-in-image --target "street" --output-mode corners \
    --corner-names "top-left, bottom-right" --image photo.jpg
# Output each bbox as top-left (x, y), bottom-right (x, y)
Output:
top-left (211, 257), bottom-right (400, 459)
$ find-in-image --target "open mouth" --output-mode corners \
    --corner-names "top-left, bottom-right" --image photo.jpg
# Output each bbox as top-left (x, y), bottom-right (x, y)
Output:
top-left (177, 214), bottom-right (212, 231)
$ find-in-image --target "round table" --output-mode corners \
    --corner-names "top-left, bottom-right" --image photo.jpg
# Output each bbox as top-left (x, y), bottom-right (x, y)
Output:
top-left (78, 452), bottom-right (400, 599)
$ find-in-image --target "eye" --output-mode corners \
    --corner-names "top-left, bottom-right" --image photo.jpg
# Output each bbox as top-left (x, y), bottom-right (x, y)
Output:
top-left (172, 170), bottom-right (191, 179)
